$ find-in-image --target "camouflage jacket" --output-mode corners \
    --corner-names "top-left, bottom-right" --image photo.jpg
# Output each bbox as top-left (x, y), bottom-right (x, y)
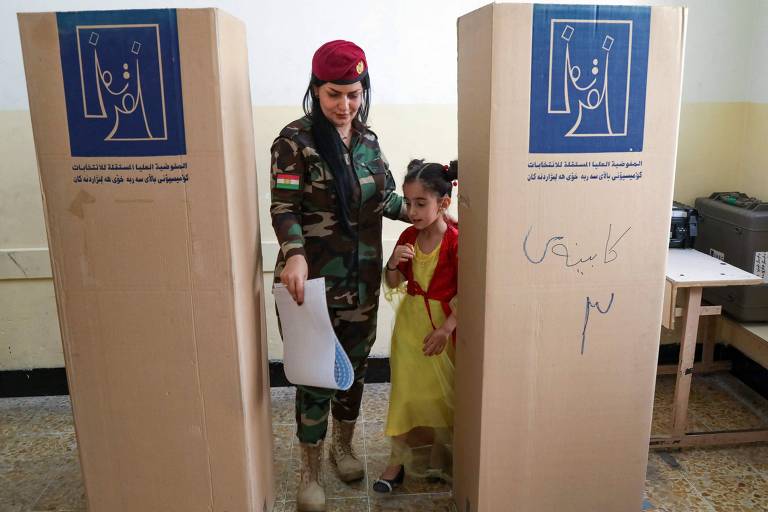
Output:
top-left (270, 116), bottom-right (406, 308)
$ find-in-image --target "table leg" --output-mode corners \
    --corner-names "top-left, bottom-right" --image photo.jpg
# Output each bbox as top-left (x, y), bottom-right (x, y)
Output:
top-left (702, 315), bottom-right (716, 369)
top-left (671, 287), bottom-right (703, 438)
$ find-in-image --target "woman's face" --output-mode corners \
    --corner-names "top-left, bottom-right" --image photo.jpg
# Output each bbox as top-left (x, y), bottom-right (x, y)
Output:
top-left (314, 82), bottom-right (363, 130)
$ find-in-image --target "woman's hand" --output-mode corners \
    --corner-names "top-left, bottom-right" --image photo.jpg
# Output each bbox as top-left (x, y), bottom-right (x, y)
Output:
top-left (423, 326), bottom-right (451, 356)
top-left (281, 254), bottom-right (308, 305)
top-left (388, 243), bottom-right (415, 269)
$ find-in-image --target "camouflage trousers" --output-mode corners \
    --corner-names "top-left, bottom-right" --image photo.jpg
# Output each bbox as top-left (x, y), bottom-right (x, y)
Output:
top-left (293, 302), bottom-right (378, 444)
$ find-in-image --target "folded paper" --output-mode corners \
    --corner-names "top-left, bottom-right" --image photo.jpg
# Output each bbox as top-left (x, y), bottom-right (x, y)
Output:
top-left (273, 278), bottom-right (354, 390)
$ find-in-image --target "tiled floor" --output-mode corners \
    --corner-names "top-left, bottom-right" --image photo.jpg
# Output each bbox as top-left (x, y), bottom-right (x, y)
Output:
top-left (1, 374), bottom-right (767, 511)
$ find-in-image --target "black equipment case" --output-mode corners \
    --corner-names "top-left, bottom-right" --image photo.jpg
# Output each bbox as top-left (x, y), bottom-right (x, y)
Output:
top-left (694, 192), bottom-right (768, 321)
top-left (670, 201), bottom-right (697, 248)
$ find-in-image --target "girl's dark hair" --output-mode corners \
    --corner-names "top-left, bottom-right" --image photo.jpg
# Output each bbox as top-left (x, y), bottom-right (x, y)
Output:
top-left (403, 159), bottom-right (458, 198)
top-left (301, 75), bottom-right (372, 235)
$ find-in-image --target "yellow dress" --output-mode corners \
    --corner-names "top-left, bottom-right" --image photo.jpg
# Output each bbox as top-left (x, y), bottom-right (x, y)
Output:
top-left (385, 240), bottom-right (455, 438)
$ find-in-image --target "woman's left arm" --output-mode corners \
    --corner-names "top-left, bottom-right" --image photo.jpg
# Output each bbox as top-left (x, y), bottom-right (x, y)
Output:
top-left (378, 151), bottom-right (410, 222)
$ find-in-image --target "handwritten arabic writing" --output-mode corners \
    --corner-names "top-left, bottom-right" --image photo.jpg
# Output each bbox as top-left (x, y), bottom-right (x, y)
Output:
top-left (523, 224), bottom-right (631, 275)
top-left (581, 293), bottom-right (615, 355)
top-left (522, 225), bottom-right (625, 354)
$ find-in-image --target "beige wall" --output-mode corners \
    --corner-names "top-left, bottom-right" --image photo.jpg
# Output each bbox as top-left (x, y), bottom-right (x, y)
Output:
top-left (739, 104), bottom-right (768, 199)
top-left (3, 102), bottom-right (768, 370)
top-left (674, 103), bottom-right (749, 206)
top-left (0, 111), bottom-right (46, 248)
top-left (0, 279), bottom-right (62, 369)
top-left (0, 110), bottom-right (60, 370)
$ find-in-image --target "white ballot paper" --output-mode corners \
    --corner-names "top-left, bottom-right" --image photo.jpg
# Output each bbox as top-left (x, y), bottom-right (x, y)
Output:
top-left (273, 278), bottom-right (354, 390)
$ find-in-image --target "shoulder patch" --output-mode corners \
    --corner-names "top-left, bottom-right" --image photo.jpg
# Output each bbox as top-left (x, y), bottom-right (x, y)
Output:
top-left (275, 173), bottom-right (302, 191)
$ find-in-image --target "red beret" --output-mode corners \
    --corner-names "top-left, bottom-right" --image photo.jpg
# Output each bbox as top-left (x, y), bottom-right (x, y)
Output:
top-left (312, 40), bottom-right (368, 84)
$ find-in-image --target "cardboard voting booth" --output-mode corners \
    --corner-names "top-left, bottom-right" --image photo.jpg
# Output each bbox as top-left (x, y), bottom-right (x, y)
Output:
top-left (18, 9), bottom-right (274, 511)
top-left (455, 4), bottom-right (686, 511)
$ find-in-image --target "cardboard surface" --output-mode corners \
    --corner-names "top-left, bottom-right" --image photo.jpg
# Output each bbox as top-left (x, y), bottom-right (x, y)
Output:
top-left (18, 9), bottom-right (274, 511)
top-left (455, 4), bottom-right (686, 511)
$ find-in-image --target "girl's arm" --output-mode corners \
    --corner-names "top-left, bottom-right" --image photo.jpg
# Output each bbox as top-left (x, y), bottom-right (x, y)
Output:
top-left (385, 243), bottom-right (414, 288)
top-left (440, 313), bottom-right (457, 336)
top-left (384, 266), bottom-right (403, 289)
top-left (423, 312), bottom-right (457, 356)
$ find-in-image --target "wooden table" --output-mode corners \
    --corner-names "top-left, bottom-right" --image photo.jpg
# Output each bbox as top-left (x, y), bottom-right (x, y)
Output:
top-left (650, 248), bottom-right (768, 449)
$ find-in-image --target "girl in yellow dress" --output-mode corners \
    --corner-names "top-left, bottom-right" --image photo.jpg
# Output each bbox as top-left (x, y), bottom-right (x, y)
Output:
top-left (373, 159), bottom-right (458, 493)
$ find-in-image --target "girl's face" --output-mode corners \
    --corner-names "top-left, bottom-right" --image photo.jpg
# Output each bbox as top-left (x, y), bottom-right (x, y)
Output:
top-left (403, 180), bottom-right (450, 230)
top-left (313, 82), bottom-right (363, 130)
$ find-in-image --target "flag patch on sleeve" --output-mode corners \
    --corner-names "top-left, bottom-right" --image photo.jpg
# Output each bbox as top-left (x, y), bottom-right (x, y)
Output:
top-left (275, 173), bottom-right (302, 190)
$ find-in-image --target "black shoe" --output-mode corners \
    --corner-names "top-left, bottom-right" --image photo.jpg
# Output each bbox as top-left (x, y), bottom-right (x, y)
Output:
top-left (372, 465), bottom-right (405, 494)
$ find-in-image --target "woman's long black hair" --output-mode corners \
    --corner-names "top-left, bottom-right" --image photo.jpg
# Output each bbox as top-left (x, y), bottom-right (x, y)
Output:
top-left (302, 74), bottom-right (371, 235)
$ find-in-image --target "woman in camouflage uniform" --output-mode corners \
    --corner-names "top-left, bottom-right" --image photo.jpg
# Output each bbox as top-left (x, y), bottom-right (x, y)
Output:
top-left (270, 40), bottom-right (407, 511)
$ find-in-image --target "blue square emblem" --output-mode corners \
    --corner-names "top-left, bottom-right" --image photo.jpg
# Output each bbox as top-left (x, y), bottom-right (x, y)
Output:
top-left (57, 10), bottom-right (186, 157)
top-left (529, 5), bottom-right (651, 153)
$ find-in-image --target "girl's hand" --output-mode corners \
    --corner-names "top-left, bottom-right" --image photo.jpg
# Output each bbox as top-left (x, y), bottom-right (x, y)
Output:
top-left (423, 326), bottom-right (451, 356)
top-left (281, 254), bottom-right (308, 305)
top-left (388, 243), bottom-right (415, 269)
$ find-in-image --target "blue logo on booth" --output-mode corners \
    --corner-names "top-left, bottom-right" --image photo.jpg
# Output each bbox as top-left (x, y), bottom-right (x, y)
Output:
top-left (57, 10), bottom-right (186, 157)
top-left (529, 5), bottom-right (650, 153)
